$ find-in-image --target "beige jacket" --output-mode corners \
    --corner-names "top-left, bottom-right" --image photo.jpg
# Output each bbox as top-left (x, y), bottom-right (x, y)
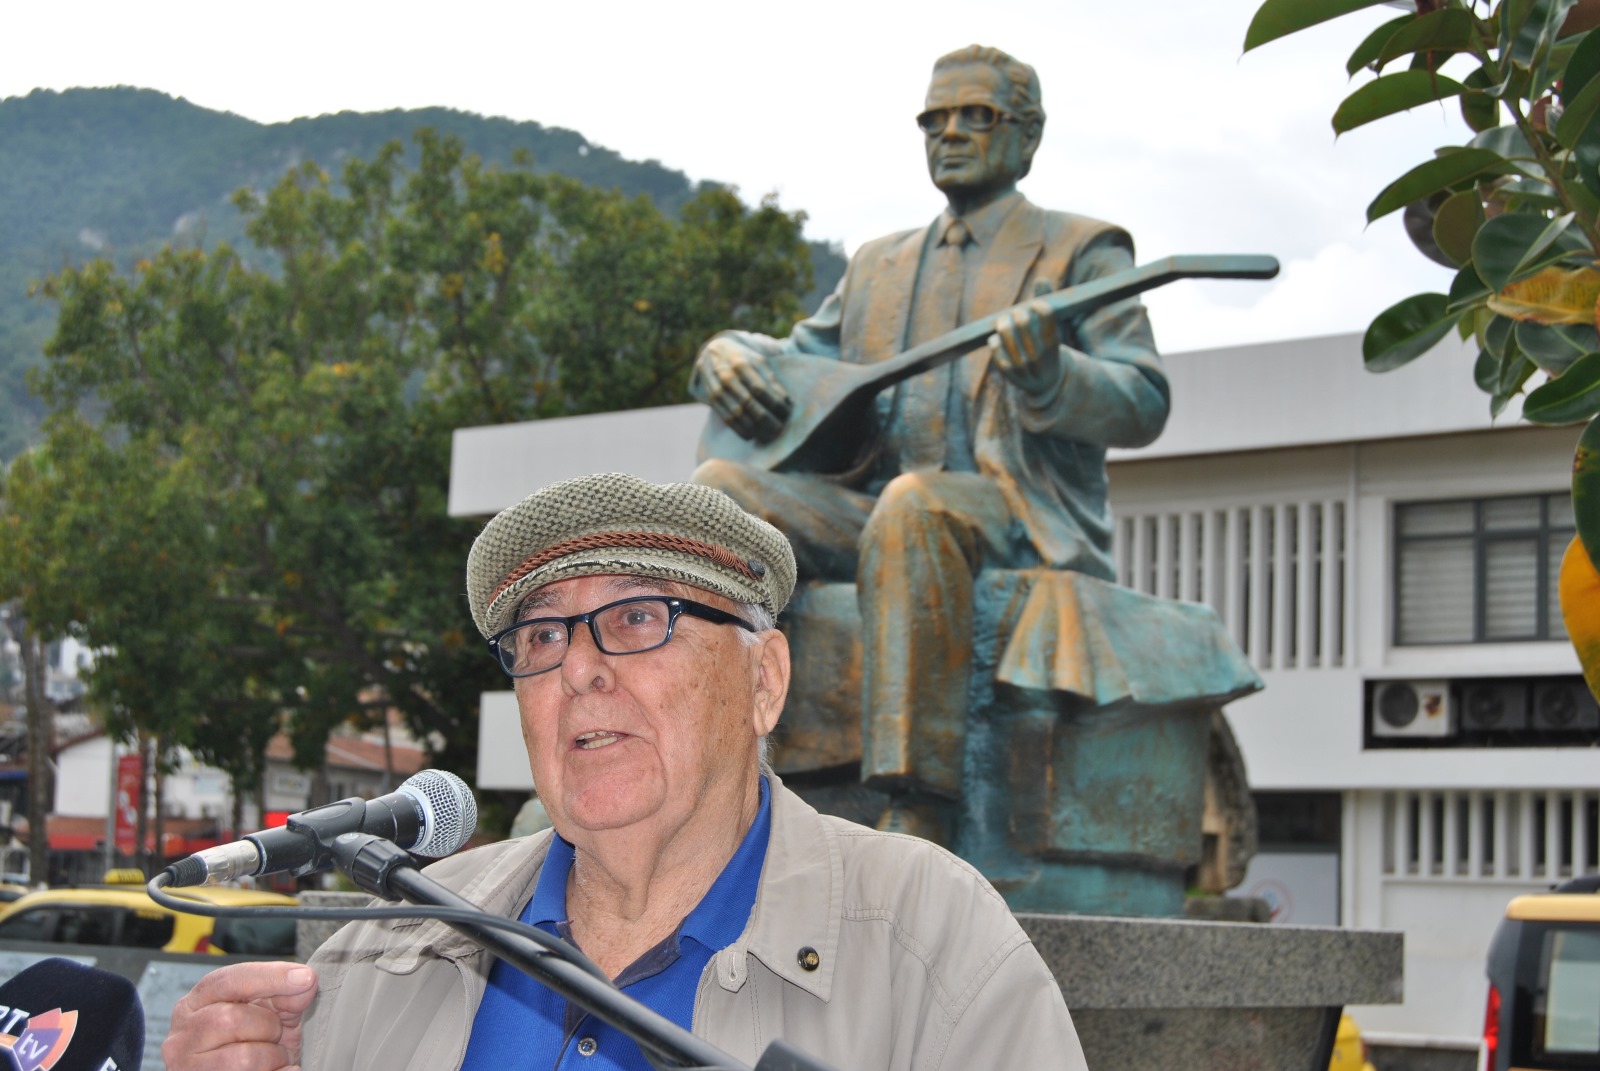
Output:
top-left (300, 780), bottom-right (1087, 1071)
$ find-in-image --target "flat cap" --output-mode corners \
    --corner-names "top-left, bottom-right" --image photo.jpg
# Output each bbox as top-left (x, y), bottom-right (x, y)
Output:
top-left (467, 472), bottom-right (796, 638)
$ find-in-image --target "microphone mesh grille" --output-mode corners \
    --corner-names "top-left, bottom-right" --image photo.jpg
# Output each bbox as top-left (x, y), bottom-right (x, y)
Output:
top-left (402, 769), bottom-right (478, 857)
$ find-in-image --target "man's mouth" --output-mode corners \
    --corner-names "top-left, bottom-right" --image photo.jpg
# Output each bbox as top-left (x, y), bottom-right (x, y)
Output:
top-left (575, 731), bottom-right (622, 750)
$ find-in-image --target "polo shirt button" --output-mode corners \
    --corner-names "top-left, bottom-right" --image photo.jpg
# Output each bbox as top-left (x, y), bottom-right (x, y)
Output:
top-left (797, 946), bottom-right (821, 971)
top-left (577, 1037), bottom-right (598, 1057)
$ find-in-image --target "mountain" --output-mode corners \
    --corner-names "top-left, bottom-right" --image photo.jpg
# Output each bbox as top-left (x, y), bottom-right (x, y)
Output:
top-left (0, 87), bottom-right (846, 460)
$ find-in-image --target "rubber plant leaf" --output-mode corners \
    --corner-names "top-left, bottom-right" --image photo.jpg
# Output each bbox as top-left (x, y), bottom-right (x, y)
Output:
top-left (1334, 70), bottom-right (1467, 135)
top-left (1487, 265), bottom-right (1600, 324)
top-left (1524, 351), bottom-right (1600, 423)
top-left (1364, 292), bottom-right (1456, 371)
top-left (1244, 0), bottom-right (1396, 53)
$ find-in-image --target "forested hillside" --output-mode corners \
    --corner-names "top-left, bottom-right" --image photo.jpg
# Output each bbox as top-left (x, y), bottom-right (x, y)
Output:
top-left (0, 87), bottom-right (845, 459)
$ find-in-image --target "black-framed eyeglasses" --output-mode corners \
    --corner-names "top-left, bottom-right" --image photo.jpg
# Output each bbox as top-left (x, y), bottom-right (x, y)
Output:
top-left (487, 595), bottom-right (757, 678)
top-left (916, 103), bottom-right (1021, 136)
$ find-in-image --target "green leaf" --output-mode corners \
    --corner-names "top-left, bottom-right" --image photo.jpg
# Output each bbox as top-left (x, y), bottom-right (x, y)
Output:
top-left (1367, 149), bottom-right (1509, 222)
top-left (1334, 71), bottom-right (1467, 135)
top-left (1475, 346), bottom-right (1504, 391)
top-left (1461, 68), bottom-right (1503, 132)
top-left (1568, 171), bottom-right (1600, 220)
top-left (1576, 114), bottom-right (1600, 199)
top-left (1461, 304), bottom-right (1491, 340)
top-left (1449, 262), bottom-right (1493, 313)
top-left (1555, 73), bottom-right (1600, 147)
top-left (1524, 351), bottom-right (1600, 422)
top-left (1562, 28), bottom-right (1600, 106)
top-left (1471, 123), bottom-right (1540, 164)
top-left (1499, 178), bottom-right (1564, 211)
top-left (1244, 0), bottom-right (1396, 53)
top-left (1517, 321), bottom-right (1600, 375)
top-left (1486, 313), bottom-right (1517, 358)
top-left (1348, 14), bottom-right (1414, 75)
top-left (1491, 356), bottom-right (1538, 416)
top-left (1433, 189), bottom-right (1487, 264)
top-left (1471, 211), bottom-right (1586, 290)
top-left (1364, 292), bottom-right (1457, 372)
top-left (1506, 0), bottom-right (1580, 71)
top-left (1379, 8), bottom-right (1480, 66)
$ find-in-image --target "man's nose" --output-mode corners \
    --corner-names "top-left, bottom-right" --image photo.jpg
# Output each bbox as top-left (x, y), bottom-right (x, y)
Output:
top-left (559, 619), bottom-right (612, 689)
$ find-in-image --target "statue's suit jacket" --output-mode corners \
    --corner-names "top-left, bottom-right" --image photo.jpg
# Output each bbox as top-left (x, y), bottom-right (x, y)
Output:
top-left (753, 196), bottom-right (1170, 578)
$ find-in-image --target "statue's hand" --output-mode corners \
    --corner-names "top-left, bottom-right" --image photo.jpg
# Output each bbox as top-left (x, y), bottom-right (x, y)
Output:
top-left (694, 337), bottom-right (793, 443)
top-left (990, 299), bottom-right (1062, 398)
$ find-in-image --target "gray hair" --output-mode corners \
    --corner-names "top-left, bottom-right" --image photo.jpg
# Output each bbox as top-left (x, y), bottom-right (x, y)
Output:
top-left (933, 45), bottom-right (1045, 126)
top-left (933, 45), bottom-right (1046, 177)
top-left (736, 601), bottom-right (780, 771)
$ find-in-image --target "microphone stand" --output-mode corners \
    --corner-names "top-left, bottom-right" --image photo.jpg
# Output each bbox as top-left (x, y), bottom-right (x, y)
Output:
top-left (329, 833), bottom-right (838, 1071)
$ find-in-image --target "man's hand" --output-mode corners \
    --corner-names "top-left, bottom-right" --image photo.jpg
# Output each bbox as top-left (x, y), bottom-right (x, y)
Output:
top-left (693, 337), bottom-right (793, 443)
top-left (163, 961), bottom-right (318, 1071)
top-left (990, 298), bottom-right (1063, 398)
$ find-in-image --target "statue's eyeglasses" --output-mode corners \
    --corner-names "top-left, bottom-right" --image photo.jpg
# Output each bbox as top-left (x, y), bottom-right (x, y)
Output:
top-left (916, 104), bottom-right (1021, 137)
top-left (487, 595), bottom-right (756, 678)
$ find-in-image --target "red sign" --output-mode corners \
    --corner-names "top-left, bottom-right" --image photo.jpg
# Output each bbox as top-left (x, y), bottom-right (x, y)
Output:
top-left (113, 754), bottom-right (142, 856)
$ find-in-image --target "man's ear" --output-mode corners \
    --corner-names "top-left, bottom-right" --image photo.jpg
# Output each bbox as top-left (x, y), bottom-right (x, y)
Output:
top-left (749, 629), bottom-right (790, 737)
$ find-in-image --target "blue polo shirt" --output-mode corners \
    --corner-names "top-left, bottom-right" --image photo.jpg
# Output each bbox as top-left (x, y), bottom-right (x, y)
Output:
top-left (459, 778), bottom-right (771, 1071)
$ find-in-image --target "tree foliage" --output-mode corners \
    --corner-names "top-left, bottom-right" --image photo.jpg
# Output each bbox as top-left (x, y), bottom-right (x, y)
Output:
top-left (0, 130), bottom-right (816, 807)
top-left (0, 87), bottom-right (849, 463)
top-left (1245, 0), bottom-right (1600, 694)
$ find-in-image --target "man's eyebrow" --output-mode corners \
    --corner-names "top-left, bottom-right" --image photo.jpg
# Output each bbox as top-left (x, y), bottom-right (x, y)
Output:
top-left (517, 575), bottom-right (673, 615)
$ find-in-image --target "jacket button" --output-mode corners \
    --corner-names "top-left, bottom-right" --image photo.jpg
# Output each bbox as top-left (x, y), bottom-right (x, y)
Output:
top-left (797, 946), bottom-right (821, 971)
top-left (577, 1037), bottom-right (598, 1057)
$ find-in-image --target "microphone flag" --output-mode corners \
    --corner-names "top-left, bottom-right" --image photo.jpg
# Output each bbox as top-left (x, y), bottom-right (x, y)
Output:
top-left (0, 958), bottom-right (144, 1071)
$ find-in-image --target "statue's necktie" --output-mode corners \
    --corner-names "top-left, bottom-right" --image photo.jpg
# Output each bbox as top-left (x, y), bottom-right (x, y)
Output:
top-left (899, 218), bottom-right (970, 472)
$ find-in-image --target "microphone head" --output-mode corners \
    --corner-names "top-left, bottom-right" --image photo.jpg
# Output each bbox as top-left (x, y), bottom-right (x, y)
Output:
top-left (0, 957), bottom-right (144, 1071)
top-left (398, 768), bottom-right (478, 857)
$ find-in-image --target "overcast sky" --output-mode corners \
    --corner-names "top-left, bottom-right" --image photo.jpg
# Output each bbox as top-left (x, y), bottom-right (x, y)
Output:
top-left (2, 0), bottom-right (1465, 353)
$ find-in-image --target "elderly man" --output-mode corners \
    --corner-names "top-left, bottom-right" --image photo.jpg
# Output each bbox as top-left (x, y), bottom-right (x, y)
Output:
top-left (691, 44), bottom-right (1169, 842)
top-left (163, 473), bottom-right (1086, 1071)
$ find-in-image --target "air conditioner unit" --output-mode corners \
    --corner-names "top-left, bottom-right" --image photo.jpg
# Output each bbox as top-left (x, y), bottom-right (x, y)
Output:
top-left (1372, 680), bottom-right (1455, 738)
top-left (1459, 681), bottom-right (1529, 732)
top-left (1531, 679), bottom-right (1600, 731)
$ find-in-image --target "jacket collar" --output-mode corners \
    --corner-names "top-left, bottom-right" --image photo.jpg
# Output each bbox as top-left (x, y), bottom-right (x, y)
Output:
top-left (711, 773), bottom-right (841, 1001)
top-left (375, 830), bottom-right (554, 973)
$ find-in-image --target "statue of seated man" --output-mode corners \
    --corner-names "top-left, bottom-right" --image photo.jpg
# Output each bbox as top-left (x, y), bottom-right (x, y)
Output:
top-left (691, 43), bottom-right (1169, 844)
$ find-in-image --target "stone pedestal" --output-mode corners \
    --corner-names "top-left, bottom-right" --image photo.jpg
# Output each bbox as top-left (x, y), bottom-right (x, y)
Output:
top-left (1021, 913), bottom-right (1404, 1071)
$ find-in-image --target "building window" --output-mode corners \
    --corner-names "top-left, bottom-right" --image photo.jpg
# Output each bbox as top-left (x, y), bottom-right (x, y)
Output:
top-left (1394, 492), bottom-right (1573, 645)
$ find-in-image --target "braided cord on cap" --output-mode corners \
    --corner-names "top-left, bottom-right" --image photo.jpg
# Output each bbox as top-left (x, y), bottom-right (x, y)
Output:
top-left (491, 531), bottom-right (763, 606)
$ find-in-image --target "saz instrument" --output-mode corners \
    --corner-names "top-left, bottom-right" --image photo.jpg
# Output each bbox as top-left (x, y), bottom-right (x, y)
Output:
top-left (697, 254), bottom-right (1280, 474)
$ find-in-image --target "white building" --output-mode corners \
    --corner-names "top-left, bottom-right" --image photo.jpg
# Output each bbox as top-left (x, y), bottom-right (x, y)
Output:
top-left (450, 330), bottom-right (1598, 1057)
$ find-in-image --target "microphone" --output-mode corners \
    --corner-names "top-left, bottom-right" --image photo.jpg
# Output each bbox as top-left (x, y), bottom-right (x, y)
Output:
top-left (163, 768), bottom-right (478, 887)
top-left (0, 957), bottom-right (144, 1071)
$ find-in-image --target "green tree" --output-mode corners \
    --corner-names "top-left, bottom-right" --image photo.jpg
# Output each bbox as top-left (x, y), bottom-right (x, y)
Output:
top-left (3, 130), bottom-right (814, 825)
top-left (1245, 0), bottom-right (1600, 697)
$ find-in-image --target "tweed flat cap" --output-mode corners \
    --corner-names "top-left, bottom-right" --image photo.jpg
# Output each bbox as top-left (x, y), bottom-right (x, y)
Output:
top-left (467, 472), bottom-right (797, 638)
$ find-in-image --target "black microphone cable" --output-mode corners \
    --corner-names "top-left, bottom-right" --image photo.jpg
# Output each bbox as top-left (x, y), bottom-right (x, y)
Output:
top-left (145, 871), bottom-right (615, 987)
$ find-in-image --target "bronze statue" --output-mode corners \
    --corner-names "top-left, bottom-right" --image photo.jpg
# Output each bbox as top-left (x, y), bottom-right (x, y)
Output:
top-left (692, 45), bottom-right (1168, 838)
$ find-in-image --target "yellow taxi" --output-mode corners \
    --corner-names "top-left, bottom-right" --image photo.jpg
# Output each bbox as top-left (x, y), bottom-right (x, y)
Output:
top-left (0, 871), bottom-right (298, 955)
top-left (1483, 876), bottom-right (1600, 1071)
